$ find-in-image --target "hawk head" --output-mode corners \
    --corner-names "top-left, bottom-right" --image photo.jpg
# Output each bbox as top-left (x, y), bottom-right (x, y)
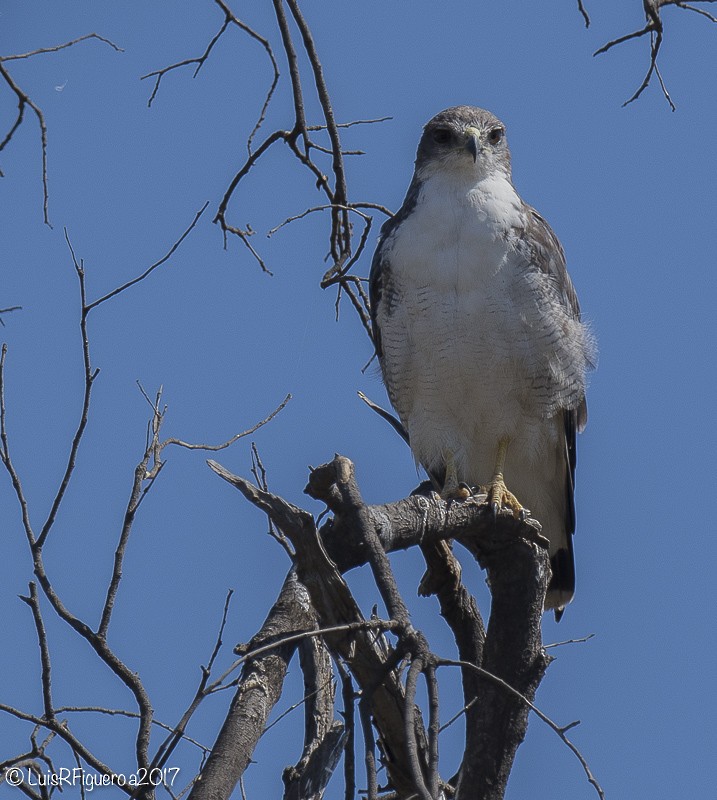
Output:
top-left (415, 106), bottom-right (512, 180)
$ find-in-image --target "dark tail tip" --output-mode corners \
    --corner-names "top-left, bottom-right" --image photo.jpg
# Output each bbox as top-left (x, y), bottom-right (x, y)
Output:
top-left (546, 546), bottom-right (575, 622)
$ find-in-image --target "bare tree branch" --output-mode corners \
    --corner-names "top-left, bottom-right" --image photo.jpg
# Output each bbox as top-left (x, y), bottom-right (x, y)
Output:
top-left (1, 215), bottom-right (239, 792)
top-left (188, 571), bottom-right (316, 800)
top-left (440, 660), bottom-right (605, 800)
top-left (19, 584), bottom-right (54, 721)
top-left (336, 661), bottom-right (356, 800)
top-left (0, 34), bottom-right (123, 224)
top-left (282, 634), bottom-right (344, 800)
top-left (594, 0), bottom-right (717, 109)
top-left (162, 393), bottom-right (291, 451)
top-left (0, 33), bottom-right (122, 63)
top-left (84, 203), bottom-right (209, 312)
top-left (0, 306), bottom-right (21, 327)
top-left (577, 0), bottom-right (591, 27)
top-left (209, 454), bottom-right (574, 799)
top-left (141, 0), bottom-right (281, 153)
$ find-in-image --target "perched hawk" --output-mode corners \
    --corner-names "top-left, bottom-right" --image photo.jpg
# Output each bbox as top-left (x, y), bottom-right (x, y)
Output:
top-left (369, 107), bottom-right (595, 618)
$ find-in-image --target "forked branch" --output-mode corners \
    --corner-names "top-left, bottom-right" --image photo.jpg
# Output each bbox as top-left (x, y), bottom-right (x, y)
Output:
top-left (0, 33), bottom-right (122, 224)
top-left (594, 0), bottom-right (717, 109)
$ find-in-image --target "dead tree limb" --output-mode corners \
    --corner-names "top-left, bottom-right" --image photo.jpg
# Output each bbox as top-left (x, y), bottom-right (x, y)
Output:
top-left (454, 533), bottom-right (552, 800)
top-left (189, 571), bottom-right (317, 800)
top-left (282, 634), bottom-right (345, 799)
top-left (209, 458), bottom-right (432, 797)
top-left (207, 454), bottom-right (572, 800)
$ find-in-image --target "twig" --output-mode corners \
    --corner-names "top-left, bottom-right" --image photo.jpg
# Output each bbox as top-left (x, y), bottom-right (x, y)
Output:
top-left (212, 0), bottom-right (388, 328)
top-left (593, 0), bottom-right (717, 110)
top-left (357, 391), bottom-right (409, 445)
top-left (359, 697), bottom-right (378, 800)
top-left (286, 0), bottom-right (350, 257)
top-left (149, 590), bottom-right (239, 773)
top-left (403, 657), bottom-right (431, 800)
top-left (219, 618), bottom-right (400, 692)
top-left (0, 706), bottom-right (119, 792)
top-left (0, 61), bottom-right (50, 224)
top-left (577, 0), bottom-right (591, 26)
top-left (336, 661), bottom-right (356, 800)
top-left (622, 28), bottom-right (671, 109)
top-left (19, 584), bottom-right (54, 720)
top-left (438, 659), bottom-right (605, 800)
top-left (214, 0), bottom-right (280, 152)
top-left (262, 679), bottom-right (332, 734)
top-left (676, 1), bottom-right (717, 21)
top-left (437, 698), bottom-right (478, 734)
top-left (93, 384), bottom-right (288, 651)
top-left (84, 203), bottom-right (209, 313)
top-left (545, 633), bottom-right (595, 649)
top-left (154, 615), bottom-right (398, 788)
top-left (425, 664), bottom-right (441, 798)
top-left (53, 707), bottom-right (209, 752)
top-left (36, 234), bottom-right (98, 550)
top-left (140, 0), bottom-right (279, 154)
top-left (250, 442), bottom-right (292, 555)
top-left (0, 33), bottom-right (123, 62)
top-left (162, 393), bottom-right (291, 451)
top-left (268, 203), bottom-right (370, 237)
top-left (0, 306), bottom-right (22, 327)
top-left (0, 344), bottom-right (35, 544)
top-left (653, 58), bottom-right (676, 111)
top-left (205, 589), bottom-right (234, 676)
top-left (0, 34), bottom-right (122, 225)
top-left (141, 18), bottom-right (232, 107)
top-left (4, 235), bottom-right (165, 778)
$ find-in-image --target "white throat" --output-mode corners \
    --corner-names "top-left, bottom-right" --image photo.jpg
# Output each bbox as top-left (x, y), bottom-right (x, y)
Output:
top-left (386, 166), bottom-right (524, 288)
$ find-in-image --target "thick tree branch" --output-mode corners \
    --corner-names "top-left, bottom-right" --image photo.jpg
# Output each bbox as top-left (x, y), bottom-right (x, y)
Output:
top-left (454, 534), bottom-right (551, 799)
top-left (418, 539), bottom-right (486, 755)
top-left (189, 571), bottom-right (316, 800)
top-left (282, 634), bottom-right (343, 800)
top-left (209, 457), bottom-right (432, 797)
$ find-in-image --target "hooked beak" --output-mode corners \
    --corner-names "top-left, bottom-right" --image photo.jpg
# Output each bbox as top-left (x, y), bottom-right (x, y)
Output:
top-left (465, 126), bottom-right (481, 162)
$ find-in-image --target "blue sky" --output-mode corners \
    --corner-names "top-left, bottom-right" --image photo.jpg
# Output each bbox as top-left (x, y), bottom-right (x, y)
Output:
top-left (2, 2), bottom-right (716, 798)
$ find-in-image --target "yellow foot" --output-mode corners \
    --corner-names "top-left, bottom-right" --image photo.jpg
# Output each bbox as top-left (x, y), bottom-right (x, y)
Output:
top-left (484, 473), bottom-right (527, 520)
top-left (441, 482), bottom-right (473, 501)
top-left (439, 451), bottom-right (473, 500)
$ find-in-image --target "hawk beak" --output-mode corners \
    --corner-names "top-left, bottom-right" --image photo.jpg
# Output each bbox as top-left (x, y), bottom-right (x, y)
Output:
top-left (464, 126), bottom-right (481, 162)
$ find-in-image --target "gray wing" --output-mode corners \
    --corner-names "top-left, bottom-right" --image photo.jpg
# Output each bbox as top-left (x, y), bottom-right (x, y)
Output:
top-left (369, 203), bottom-right (414, 447)
top-left (515, 206), bottom-right (592, 432)
top-left (369, 179), bottom-right (421, 361)
top-left (368, 225), bottom-right (390, 360)
top-left (517, 207), bottom-right (593, 618)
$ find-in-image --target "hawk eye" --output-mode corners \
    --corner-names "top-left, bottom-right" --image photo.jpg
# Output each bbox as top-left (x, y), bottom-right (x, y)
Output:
top-left (432, 128), bottom-right (452, 145)
top-left (488, 127), bottom-right (504, 145)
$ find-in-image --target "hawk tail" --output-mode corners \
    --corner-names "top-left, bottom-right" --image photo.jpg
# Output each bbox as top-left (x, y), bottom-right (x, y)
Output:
top-left (546, 541), bottom-right (575, 622)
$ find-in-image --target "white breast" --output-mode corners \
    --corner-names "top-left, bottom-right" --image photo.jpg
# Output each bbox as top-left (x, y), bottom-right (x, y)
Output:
top-left (378, 169), bottom-right (559, 484)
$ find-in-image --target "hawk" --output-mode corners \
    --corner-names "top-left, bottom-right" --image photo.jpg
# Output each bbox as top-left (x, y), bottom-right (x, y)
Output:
top-left (369, 107), bottom-right (595, 618)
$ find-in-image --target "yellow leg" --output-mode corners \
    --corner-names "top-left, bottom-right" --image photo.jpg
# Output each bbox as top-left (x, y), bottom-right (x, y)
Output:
top-left (485, 437), bottom-right (526, 519)
top-left (440, 451), bottom-right (472, 500)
